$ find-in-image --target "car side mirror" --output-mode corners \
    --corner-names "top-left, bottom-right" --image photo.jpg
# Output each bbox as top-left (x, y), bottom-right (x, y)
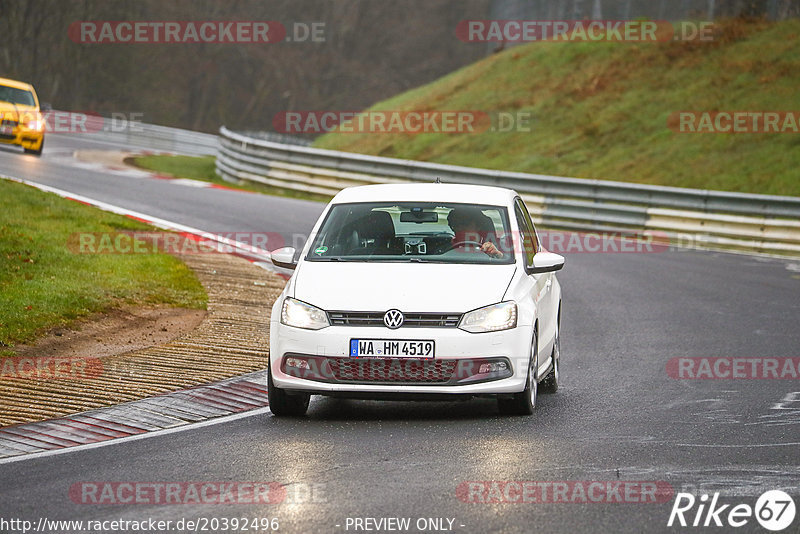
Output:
top-left (271, 246), bottom-right (297, 270)
top-left (530, 251), bottom-right (565, 274)
top-left (41, 102), bottom-right (53, 112)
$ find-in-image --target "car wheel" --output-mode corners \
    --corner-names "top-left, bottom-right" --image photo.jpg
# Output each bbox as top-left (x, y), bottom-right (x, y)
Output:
top-left (267, 364), bottom-right (310, 417)
top-left (24, 137), bottom-right (44, 157)
top-left (498, 330), bottom-right (537, 416)
top-left (540, 322), bottom-right (560, 394)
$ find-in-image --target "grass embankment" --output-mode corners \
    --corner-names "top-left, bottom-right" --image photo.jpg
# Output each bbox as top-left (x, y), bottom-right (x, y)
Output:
top-left (0, 179), bottom-right (207, 354)
top-left (130, 154), bottom-right (332, 202)
top-left (314, 18), bottom-right (800, 197)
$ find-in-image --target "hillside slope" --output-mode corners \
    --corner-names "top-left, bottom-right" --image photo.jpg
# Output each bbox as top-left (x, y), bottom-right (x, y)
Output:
top-left (315, 19), bottom-right (800, 196)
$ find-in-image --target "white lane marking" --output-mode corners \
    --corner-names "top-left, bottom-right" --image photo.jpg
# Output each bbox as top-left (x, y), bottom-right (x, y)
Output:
top-left (1, 174), bottom-right (273, 262)
top-left (676, 441), bottom-right (800, 448)
top-left (0, 408), bottom-right (270, 466)
top-left (667, 395), bottom-right (742, 425)
top-left (745, 391), bottom-right (800, 427)
top-left (771, 391), bottom-right (800, 409)
top-left (169, 178), bottom-right (214, 188)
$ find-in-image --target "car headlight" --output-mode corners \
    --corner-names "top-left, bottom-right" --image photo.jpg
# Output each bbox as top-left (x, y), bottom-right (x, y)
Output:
top-left (26, 120), bottom-right (44, 131)
top-left (459, 301), bottom-right (517, 333)
top-left (281, 297), bottom-right (329, 330)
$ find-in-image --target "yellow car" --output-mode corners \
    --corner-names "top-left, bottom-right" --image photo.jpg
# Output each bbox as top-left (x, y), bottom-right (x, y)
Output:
top-left (0, 76), bottom-right (45, 156)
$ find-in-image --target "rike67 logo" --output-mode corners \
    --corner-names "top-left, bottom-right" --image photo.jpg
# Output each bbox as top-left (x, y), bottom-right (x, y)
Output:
top-left (668, 490), bottom-right (796, 531)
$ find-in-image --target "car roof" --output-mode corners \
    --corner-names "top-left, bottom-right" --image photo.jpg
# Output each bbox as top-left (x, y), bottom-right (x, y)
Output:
top-left (0, 77), bottom-right (35, 91)
top-left (330, 183), bottom-right (519, 206)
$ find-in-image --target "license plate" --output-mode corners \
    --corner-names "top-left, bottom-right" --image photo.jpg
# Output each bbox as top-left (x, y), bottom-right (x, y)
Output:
top-left (350, 339), bottom-right (435, 358)
top-left (0, 126), bottom-right (13, 135)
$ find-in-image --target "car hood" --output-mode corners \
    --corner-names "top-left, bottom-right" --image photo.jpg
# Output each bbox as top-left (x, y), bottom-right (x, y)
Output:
top-left (0, 102), bottom-right (38, 119)
top-left (292, 261), bottom-right (517, 312)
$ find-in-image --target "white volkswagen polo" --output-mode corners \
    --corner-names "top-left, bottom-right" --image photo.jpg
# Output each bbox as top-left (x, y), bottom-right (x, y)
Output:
top-left (268, 183), bottom-right (564, 416)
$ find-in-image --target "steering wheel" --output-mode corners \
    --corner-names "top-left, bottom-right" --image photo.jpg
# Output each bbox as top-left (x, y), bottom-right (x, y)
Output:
top-left (447, 239), bottom-right (484, 251)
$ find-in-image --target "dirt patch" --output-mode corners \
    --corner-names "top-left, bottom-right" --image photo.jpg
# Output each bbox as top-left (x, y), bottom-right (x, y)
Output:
top-left (0, 252), bottom-right (286, 427)
top-left (11, 306), bottom-right (206, 359)
top-left (74, 149), bottom-right (137, 169)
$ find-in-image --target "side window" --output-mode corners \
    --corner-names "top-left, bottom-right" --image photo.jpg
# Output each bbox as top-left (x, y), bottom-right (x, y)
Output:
top-left (517, 198), bottom-right (539, 254)
top-left (514, 200), bottom-right (536, 267)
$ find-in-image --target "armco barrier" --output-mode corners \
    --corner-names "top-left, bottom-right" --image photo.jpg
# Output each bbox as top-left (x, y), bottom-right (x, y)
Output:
top-left (50, 111), bottom-right (218, 156)
top-left (215, 126), bottom-right (800, 256)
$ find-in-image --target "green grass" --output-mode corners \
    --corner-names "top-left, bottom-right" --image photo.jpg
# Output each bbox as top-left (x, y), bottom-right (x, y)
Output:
top-left (0, 179), bottom-right (207, 352)
top-left (129, 155), bottom-right (332, 203)
top-left (314, 18), bottom-right (800, 197)
top-left (130, 154), bottom-right (218, 182)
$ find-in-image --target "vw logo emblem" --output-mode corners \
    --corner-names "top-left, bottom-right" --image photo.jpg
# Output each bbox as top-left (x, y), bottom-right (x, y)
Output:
top-left (383, 309), bottom-right (404, 329)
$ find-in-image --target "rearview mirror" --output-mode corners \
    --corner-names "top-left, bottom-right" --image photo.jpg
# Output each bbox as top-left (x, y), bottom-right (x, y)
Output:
top-left (530, 251), bottom-right (565, 274)
top-left (399, 211), bottom-right (438, 223)
top-left (271, 246), bottom-right (297, 270)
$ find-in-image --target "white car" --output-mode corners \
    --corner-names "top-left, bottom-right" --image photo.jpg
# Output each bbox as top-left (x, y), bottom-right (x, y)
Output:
top-left (268, 183), bottom-right (564, 416)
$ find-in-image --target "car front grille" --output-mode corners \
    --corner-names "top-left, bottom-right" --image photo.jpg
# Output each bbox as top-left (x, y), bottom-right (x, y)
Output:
top-left (0, 119), bottom-right (18, 139)
top-left (326, 357), bottom-right (457, 383)
top-left (328, 311), bottom-right (461, 328)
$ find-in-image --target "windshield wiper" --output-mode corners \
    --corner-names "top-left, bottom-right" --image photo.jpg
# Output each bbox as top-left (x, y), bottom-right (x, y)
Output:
top-left (359, 257), bottom-right (433, 263)
top-left (311, 256), bottom-right (353, 261)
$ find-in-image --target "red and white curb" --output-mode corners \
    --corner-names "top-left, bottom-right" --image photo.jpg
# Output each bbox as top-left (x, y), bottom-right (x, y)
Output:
top-left (0, 172), bottom-right (296, 460)
top-left (0, 371), bottom-right (269, 463)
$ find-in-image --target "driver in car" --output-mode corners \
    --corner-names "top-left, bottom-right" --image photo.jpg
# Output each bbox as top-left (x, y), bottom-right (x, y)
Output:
top-left (447, 207), bottom-right (504, 258)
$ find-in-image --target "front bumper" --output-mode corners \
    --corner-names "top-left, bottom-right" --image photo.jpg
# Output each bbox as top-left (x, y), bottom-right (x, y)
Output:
top-left (269, 321), bottom-right (532, 396)
top-left (0, 124), bottom-right (44, 150)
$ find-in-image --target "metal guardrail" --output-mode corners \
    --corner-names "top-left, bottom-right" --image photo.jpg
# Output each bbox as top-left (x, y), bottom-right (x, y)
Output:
top-left (236, 130), bottom-right (312, 147)
top-left (216, 126), bottom-right (800, 256)
top-left (53, 112), bottom-right (218, 156)
top-left (113, 123), bottom-right (218, 155)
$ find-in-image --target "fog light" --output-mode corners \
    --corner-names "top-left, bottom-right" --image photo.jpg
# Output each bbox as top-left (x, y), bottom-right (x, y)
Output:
top-left (285, 357), bottom-right (310, 370)
top-left (456, 358), bottom-right (513, 384)
top-left (479, 362), bottom-right (508, 374)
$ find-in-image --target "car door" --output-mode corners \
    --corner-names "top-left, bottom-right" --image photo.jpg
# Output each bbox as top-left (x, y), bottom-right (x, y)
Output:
top-left (513, 198), bottom-right (556, 374)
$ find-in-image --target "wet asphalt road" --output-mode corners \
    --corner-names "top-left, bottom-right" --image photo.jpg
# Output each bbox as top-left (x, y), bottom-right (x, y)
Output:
top-left (0, 135), bottom-right (798, 533)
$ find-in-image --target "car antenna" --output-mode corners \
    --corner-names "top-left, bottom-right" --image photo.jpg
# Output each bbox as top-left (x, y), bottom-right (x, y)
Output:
top-left (434, 177), bottom-right (441, 184)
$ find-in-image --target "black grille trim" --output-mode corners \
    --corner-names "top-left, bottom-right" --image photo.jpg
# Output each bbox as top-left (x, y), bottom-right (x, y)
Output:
top-left (328, 311), bottom-right (461, 328)
top-left (327, 358), bottom-right (457, 384)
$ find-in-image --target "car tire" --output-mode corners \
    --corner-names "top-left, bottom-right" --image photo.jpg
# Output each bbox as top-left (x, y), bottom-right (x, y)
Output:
top-left (498, 330), bottom-right (537, 416)
top-left (24, 137), bottom-right (44, 157)
top-left (267, 365), bottom-right (310, 417)
top-left (540, 322), bottom-right (560, 394)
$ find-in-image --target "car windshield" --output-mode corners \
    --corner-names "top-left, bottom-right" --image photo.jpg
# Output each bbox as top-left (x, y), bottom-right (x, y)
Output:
top-left (0, 85), bottom-right (35, 107)
top-left (305, 201), bottom-right (514, 264)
